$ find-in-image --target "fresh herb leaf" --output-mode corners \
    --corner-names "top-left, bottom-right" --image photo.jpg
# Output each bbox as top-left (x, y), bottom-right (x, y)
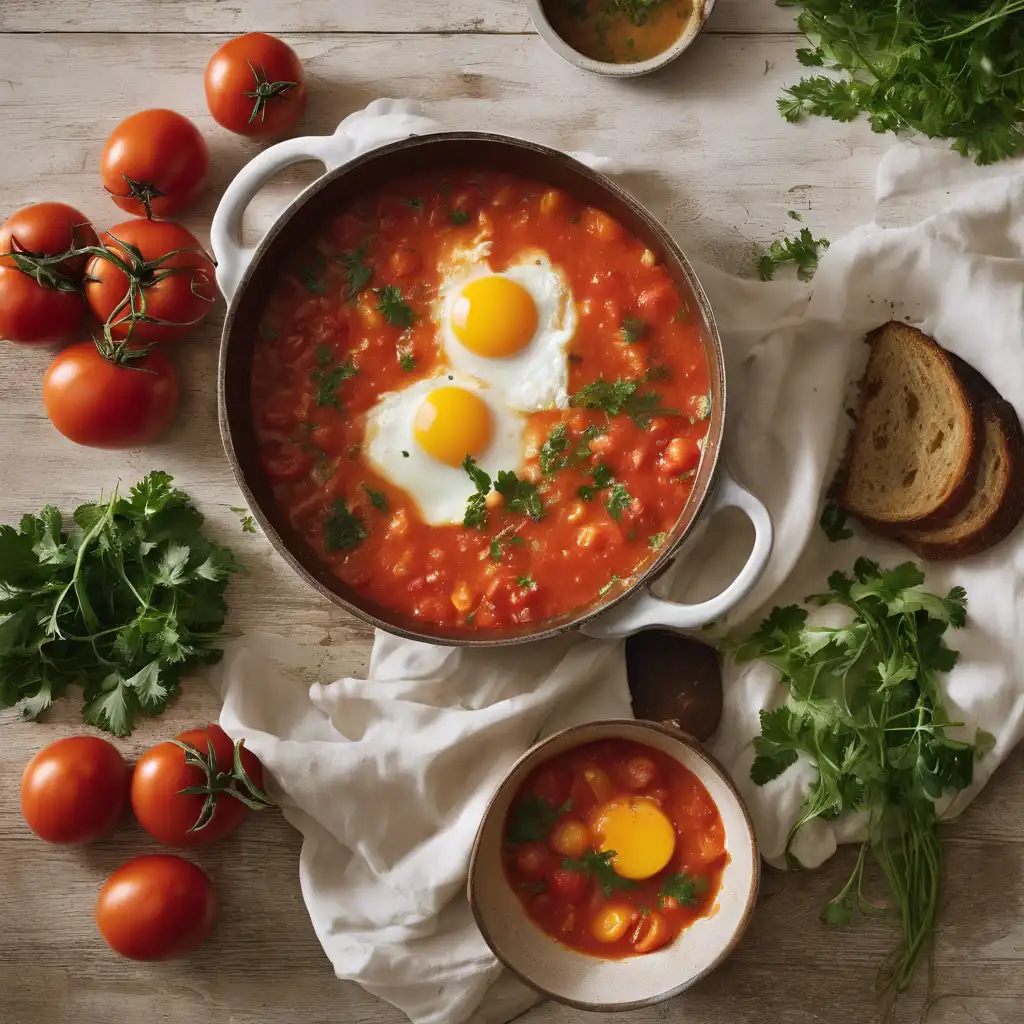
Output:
top-left (563, 849), bottom-right (637, 898)
top-left (778, 1), bottom-right (1024, 165)
top-left (297, 251), bottom-right (327, 293)
top-left (0, 472), bottom-right (242, 736)
top-left (362, 485), bottom-right (388, 511)
top-left (659, 872), bottom-right (702, 907)
top-left (489, 540), bottom-right (503, 562)
top-left (516, 575), bottom-right (537, 590)
top-left (375, 285), bottom-right (415, 328)
top-left (463, 455), bottom-right (492, 529)
top-left (820, 501), bottom-right (853, 542)
top-left (323, 500), bottom-right (367, 552)
top-left (315, 344), bottom-right (332, 367)
top-left (732, 559), bottom-right (990, 991)
top-left (506, 795), bottom-right (572, 844)
top-left (539, 423), bottom-right (570, 475)
top-left (620, 317), bottom-right (648, 343)
top-left (602, 0), bottom-right (670, 28)
top-left (570, 377), bottom-right (674, 429)
top-left (495, 471), bottom-right (544, 521)
top-left (757, 226), bottom-right (830, 282)
top-left (649, 532), bottom-right (666, 550)
top-left (788, 209), bottom-right (803, 221)
top-left (337, 242), bottom-right (372, 302)
top-left (310, 360), bottom-right (358, 409)
top-left (604, 483), bottom-right (632, 521)
top-left (449, 210), bottom-right (472, 226)
top-left (399, 347), bottom-right (417, 372)
top-left (405, 197), bottom-right (425, 210)
top-left (230, 507), bottom-right (256, 534)
top-left (598, 575), bottom-right (621, 597)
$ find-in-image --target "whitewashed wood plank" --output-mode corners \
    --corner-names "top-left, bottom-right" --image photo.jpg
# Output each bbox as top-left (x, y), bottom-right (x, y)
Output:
top-left (0, 0), bottom-right (798, 35)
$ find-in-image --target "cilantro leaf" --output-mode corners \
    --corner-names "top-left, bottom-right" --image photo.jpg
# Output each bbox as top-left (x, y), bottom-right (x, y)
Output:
top-left (539, 423), bottom-right (569, 475)
top-left (362, 485), bottom-right (388, 511)
top-left (375, 285), bottom-right (415, 328)
top-left (757, 226), bottom-right (830, 282)
top-left (604, 482), bottom-right (632, 521)
top-left (489, 540), bottom-right (503, 562)
top-left (516, 575), bottom-right (536, 590)
top-left (649, 532), bottom-right (666, 550)
top-left (463, 455), bottom-right (492, 529)
top-left (506, 795), bottom-right (572, 844)
top-left (820, 501), bottom-right (853, 542)
top-left (337, 242), bottom-right (372, 302)
top-left (563, 849), bottom-right (636, 898)
top-left (311, 360), bottom-right (357, 409)
top-left (495, 471), bottom-right (544, 521)
top-left (570, 377), bottom-right (675, 429)
top-left (399, 347), bottom-right (416, 372)
top-left (659, 872), bottom-right (703, 907)
top-left (297, 251), bottom-right (327, 293)
top-left (449, 210), bottom-right (471, 225)
top-left (620, 317), bottom-right (648, 343)
top-left (323, 500), bottom-right (367, 552)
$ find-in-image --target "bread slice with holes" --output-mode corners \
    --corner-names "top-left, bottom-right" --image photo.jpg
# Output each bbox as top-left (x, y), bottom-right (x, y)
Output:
top-left (898, 356), bottom-right (1024, 560)
top-left (840, 322), bottom-right (982, 528)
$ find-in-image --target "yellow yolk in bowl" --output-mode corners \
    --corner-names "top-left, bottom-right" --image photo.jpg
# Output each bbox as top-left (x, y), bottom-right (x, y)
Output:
top-left (591, 798), bottom-right (676, 880)
top-left (413, 386), bottom-right (493, 467)
top-left (450, 275), bottom-right (539, 357)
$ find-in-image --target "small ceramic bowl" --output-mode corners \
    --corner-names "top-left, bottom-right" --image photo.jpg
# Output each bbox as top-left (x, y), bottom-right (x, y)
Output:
top-left (525, 0), bottom-right (717, 78)
top-left (468, 719), bottom-right (759, 1011)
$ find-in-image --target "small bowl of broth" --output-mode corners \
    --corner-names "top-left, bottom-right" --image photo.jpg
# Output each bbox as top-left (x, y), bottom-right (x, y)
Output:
top-left (526, 0), bottom-right (715, 77)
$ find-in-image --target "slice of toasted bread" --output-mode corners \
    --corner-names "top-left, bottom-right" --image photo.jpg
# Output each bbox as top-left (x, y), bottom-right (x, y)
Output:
top-left (840, 322), bottom-right (981, 528)
top-left (899, 357), bottom-right (1024, 560)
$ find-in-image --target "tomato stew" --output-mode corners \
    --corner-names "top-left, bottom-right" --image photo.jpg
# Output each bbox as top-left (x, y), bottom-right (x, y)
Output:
top-left (502, 739), bottom-right (727, 958)
top-left (251, 170), bottom-right (711, 632)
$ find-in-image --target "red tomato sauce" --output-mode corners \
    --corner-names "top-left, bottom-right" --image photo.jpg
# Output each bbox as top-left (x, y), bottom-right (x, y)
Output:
top-left (502, 739), bottom-right (727, 958)
top-left (251, 170), bottom-right (711, 631)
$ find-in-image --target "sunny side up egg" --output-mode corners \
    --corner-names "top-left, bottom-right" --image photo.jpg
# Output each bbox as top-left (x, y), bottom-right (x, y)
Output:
top-left (363, 372), bottom-right (526, 526)
top-left (436, 247), bottom-right (577, 413)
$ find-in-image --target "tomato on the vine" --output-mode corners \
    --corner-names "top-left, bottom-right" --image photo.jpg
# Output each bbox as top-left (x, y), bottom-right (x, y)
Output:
top-left (83, 219), bottom-right (216, 343)
top-left (0, 202), bottom-right (99, 276)
top-left (100, 110), bottom-right (210, 219)
top-left (43, 340), bottom-right (179, 448)
top-left (97, 855), bottom-right (217, 960)
top-left (0, 267), bottom-right (84, 346)
top-left (205, 33), bottom-right (307, 138)
top-left (131, 723), bottom-right (273, 846)
top-left (21, 736), bottom-right (129, 844)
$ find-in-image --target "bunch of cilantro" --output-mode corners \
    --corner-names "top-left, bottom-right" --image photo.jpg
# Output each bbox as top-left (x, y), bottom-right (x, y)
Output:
top-left (778, 0), bottom-right (1024, 164)
top-left (0, 472), bottom-right (242, 737)
top-left (732, 559), bottom-right (993, 990)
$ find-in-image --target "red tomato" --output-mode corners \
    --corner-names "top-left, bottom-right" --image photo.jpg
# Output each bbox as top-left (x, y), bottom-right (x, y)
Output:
top-left (97, 855), bottom-right (217, 960)
top-left (43, 341), bottom-right (179, 449)
top-left (20, 736), bottom-right (129, 844)
top-left (131, 723), bottom-right (269, 846)
top-left (0, 266), bottom-right (84, 345)
top-left (84, 219), bottom-right (216, 343)
top-left (100, 110), bottom-right (210, 218)
top-left (205, 33), bottom-right (307, 138)
top-left (514, 842), bottom-right (551, 882)
top-left (530, 765), bottom-right (571, 807)
top-left (550, 867), bottom-right (587, 902)
top-left (0, 202), bottom-right (99, 276)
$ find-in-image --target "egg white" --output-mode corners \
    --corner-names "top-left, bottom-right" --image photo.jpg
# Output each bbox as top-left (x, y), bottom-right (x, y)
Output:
top-left (435, 250), bottom-right (577, 413)
top-left (363, 372), bottom-right (526, 527)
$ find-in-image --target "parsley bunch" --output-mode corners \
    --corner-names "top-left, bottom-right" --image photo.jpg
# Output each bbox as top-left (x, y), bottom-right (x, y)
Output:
top-left (0, 472), bottom-right (242, 737)
top-left (779, 0), bottom-right (1024, 165)
top-left (733, 559), bottom-right (993, 990)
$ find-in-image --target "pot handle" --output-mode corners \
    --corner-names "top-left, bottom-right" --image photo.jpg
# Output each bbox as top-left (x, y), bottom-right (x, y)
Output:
top-left (211, 133), bottom-right (357, 301)
top-left (582, 470), bottom-right (773, 640)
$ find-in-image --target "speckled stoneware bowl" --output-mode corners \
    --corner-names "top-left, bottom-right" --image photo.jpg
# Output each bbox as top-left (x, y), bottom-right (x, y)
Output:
top-left (525, 0), bottom-right (717, 78)
top-left (468, 719), bottom-right (759, 1011)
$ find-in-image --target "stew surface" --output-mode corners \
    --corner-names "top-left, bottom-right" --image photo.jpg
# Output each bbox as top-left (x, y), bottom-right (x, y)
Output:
top-left (251, 169), bottom-right (711, 631)
top-left (503, 738), bottom-right (727, 958)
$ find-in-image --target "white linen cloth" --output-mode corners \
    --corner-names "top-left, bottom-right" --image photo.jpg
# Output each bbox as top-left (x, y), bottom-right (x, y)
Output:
top-left (212, 100), bottom-right (1024, 1024)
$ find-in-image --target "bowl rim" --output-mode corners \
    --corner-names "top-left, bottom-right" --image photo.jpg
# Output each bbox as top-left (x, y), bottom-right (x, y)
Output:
top-left (523, 0), bottom-right (717, 78)
top-left (467, 718), bottom-right (761, 1011)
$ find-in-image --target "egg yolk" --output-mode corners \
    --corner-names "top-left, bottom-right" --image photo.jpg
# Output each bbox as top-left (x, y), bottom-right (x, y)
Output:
top-left (451, 275), bottom-right (539, 357)
top-left (413, 386), bottom-right (493, 467)
top-left (591, 798), bottom-right (676, 880)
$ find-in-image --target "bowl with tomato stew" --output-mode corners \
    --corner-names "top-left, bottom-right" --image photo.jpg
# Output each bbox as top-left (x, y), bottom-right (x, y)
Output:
top-left (213, 131), bottom-right (771, 645)
top-left (526, 0), bottom-right (717, 78)
top-left (467, 720), bottom-right (758, 1010)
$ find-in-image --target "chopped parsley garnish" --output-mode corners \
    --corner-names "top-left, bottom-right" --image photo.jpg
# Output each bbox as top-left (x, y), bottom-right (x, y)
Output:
top-left (462, 455), bottom-right (492, 529)
top-left (323, 500), bottom-right (367, 552)
top-left (659, 872), bottom-right (704, 907)
top-left (788, 209), bottom-right (803, 222)
top-left (620, 317), bottom-right (648, 343)
top-left (310, 360), bottom-right (357, 409)
top-left (510, 535), bottom-right (526, 547)
top-left (449, 210), bottom-right (472, 226)
top-left (375, 285), bottom-right (415, 328)
top-left (399, 347), bottom-right (417, 372)
top-left (230, 506), bottom-right (257, 534)
top-left (570, 377), bottom-right (674, 429)
top-left (362, 484), bottom-right (388, 511)
top-left (604, 482), bottom-right (632, 521)
top-left (645, 364), bottom-right (671, 382)
top-left (297, 251), bottom-right (327, 294)
top-left (539, 423), bottom-right (570, 475)
top-left (757, 226), bottom-right (830, 283)
top-left (337, 242), bottom-right (372, 302)
top-left (562, 849), bottom-right (636, 898)
top-left (516, 575), bottom-right (537, 590)
top-left (495, 471), bottom-right (544, 521)
top-left (578, 462), bottom-right (613, 501)
top-left (598, 575), bottom-right (621, 597)
top-left (315, 344), bottom-right (332, 367)
top-left (489, 539), bottom-right (503, 562)
top-left (506, 796), bottom-right (572, 845)
top-left (649, 532), bottom-right (666, 551)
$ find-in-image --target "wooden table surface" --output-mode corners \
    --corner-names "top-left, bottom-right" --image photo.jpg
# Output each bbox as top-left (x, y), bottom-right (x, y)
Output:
top-left (1, 3), bottom-right (1022, 1023)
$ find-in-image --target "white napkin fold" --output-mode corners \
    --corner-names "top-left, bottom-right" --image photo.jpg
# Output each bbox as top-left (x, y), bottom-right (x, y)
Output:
top-left (213, 100), bottom-right (1024, 1024)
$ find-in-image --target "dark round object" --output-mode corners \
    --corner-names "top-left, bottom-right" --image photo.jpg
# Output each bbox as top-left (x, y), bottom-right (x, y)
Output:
top-left (625, 630), bottom-right (723, 741)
